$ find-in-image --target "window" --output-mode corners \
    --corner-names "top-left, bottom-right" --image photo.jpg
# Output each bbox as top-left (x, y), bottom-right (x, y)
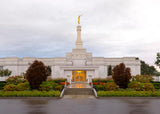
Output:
top-left (107, 65), bottom-right (112, 76)
top-left (0, 66), bottom-right (3, 70)
top-left (46, 66), bottom-right (51, 76)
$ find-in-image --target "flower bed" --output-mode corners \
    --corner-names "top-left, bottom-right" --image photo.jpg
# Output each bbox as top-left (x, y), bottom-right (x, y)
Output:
top-left (97, 91), bottom-right (160, 97)
top-left (0, 90), bottom-right (60, 97)
top-left (89, 82), bottom-right (105, 85)
top-left (60, 82), bottom-right (70, 85)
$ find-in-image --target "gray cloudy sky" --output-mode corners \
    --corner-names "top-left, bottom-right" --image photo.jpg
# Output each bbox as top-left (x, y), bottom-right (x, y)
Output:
top-left (0, 0), bottom-right (160, 65)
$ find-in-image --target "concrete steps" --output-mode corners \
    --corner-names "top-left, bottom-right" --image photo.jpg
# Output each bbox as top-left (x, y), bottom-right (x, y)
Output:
top-left (63, 88), bottom-right (94, 95)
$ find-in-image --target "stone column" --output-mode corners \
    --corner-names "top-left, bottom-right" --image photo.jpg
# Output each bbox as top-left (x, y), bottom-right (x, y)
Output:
top-left (76, 25), bottom-right (83, 49)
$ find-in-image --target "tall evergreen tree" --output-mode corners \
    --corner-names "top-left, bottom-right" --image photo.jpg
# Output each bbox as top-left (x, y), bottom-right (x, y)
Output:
top-left (141, 60), bottom-right (157, 75)
top-left (155, 52), bottom-right (160, 68)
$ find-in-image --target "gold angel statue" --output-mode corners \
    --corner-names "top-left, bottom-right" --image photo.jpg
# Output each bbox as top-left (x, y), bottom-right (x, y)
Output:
top-left (78, 15), bottom-right (82, 24)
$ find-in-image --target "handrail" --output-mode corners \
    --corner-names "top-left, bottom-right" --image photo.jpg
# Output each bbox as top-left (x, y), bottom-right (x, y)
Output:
top-left (60, 81), bottom-right (67, 98)
top-left (93, 88), bottom-right (97, 98)
top-left (91, 82), bottom-right (97, 98)
top-left (60, 88), bottom-right (65, 98)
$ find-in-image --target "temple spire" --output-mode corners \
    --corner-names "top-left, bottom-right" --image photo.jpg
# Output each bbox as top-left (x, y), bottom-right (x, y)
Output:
top-left (76, 25), bottom-right (83, 49)
top-left (76, 15), bottom-right (83, 49)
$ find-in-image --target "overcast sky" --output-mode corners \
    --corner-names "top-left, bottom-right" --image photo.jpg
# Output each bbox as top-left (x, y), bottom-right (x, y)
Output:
top-left (0, 0), bottom-right (160, 66)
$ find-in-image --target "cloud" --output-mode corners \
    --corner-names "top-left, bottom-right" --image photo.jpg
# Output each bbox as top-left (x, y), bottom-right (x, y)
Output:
top-left (0, 0), bottom-right (160, 65)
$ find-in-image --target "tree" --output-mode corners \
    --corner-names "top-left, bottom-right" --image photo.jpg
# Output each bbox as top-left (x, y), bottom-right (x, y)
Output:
top-left (26, 60), bottom-right (47, 89)
top-left (155, 52), bottom-right (160, 68)
top-left (0, 69), bottom-right (12, 77)
top-left (141, 60), bottom-right (157, 75)
top-left (112, 63), bottom-right (131, 89)
top-left (46, 66), bottom-right (51, 76)
top-left (107, 65), bottom-right (112, 76)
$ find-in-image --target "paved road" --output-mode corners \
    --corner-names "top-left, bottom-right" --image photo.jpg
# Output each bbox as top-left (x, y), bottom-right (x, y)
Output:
top-left (0, 97), bottom-right (160, 114)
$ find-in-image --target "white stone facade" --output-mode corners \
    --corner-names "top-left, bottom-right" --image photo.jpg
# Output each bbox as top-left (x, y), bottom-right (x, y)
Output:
top-left (0, 25), bottom-right (141, 82)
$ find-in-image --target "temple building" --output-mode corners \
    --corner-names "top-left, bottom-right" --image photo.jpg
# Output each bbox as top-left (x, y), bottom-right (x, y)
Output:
top-left (0, 23), bottom-right (140, 83)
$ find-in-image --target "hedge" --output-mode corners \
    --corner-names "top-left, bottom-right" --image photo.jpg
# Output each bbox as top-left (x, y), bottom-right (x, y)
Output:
top-left (96, 85), bottom-right (105, 91)
top-left (92, 79), bottom-right (113, 83)
top-left (0, 90), bottom-right (60, 97)
top-left (0, 81), bottom-right (6, 90)
top-left (152, 83), bottom-right (160, 89)
top-left (50, 78), bottom-right (67, 83)
top-left (97, 91), bottom-right (160, 97)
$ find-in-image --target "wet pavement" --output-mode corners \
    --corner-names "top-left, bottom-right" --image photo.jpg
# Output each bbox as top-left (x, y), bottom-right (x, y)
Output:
top-left (0, 97), bottom-right (160, 114)
top-left (63, 95), bottom-right (95, 99)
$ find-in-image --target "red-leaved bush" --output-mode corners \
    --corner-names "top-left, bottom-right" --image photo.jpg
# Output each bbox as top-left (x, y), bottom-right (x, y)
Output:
top-left (112, 63), bottom-right (131, 88)
top-left (26, 60), bottom-right (47, 90)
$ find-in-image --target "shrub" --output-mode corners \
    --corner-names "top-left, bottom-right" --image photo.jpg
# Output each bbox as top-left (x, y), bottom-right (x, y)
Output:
top-left (117, 88), bottom-right (135, 91)
top-left (4, 84), bottom-right (17, 91)
top-left (97, 91), bottom-right (153, 97)
top-left (0, 90), bottom-right (60, 97)
top-left (92, 77), bottom-right (114, 84)
top-left (0, 81), bottom-right (6, 90)
top-left (6, 76), bottom-right (26, 85)
top-left (92, 78), bottom-right (107, 83)
top-left (48, 78), bottom-right (67, 83)
top-left (46, 78), bottom-right (55, 83)
top-left (26, 60), bottom-right (48, 89)
top-left (128, 81), bottom-right (155, 91)
top-left (132, 75), bottom-right (153, 83)
top-left (96, 85), bottom-right (104, 91)
top-left (152, 83), bottom-right (160, 89)
top-left (54, 85), bottom-right (63, 91)
top-left (142, 83), bottom-right (155, 91)
top-left (112, 63), bottom-right (131, 88)
top-left (39, 81), bottom-right (57, 91)
top-left (16, 82), bottom-right (30, 91)
top-left (6, 76), bottom-right (27, 85)
top-left (128, 81), bottom-right (141, 91)
top-left (104, 82), bottom-right (119, 91)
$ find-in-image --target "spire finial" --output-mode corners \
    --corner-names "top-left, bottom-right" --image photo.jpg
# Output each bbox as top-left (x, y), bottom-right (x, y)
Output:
top-left (78, 15), bottom-right (82, 24)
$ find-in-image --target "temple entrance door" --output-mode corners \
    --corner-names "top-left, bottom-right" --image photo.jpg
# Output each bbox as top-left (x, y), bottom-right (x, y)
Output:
top-left (72, 71), bottom-right (86, 82)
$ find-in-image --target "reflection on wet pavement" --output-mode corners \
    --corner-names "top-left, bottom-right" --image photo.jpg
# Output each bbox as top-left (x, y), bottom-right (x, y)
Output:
top-left (0, 98), bottom-right (160, 114)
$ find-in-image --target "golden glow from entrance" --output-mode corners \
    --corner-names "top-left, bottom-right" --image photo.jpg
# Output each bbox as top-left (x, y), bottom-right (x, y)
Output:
top-left (72, 70), bottom-right (86, 82)
top-left (77, 71), bottom-right (82, 73)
